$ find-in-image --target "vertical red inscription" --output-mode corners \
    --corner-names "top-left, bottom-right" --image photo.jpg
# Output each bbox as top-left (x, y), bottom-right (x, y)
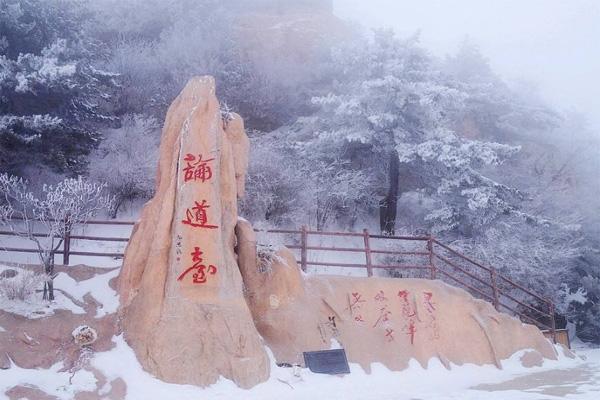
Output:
top-left (347, 292), bottom-right (366, 323)
top-left (407, 321), bottom-right (417, 344)
top-left (423, 291), bottom-right (436, 312)
top-left (422, 291), bottom-right (440, 340)
top-left (177, 247), bottom-right (217, 284)
top-left (398, 289), bottom-right (418, 344)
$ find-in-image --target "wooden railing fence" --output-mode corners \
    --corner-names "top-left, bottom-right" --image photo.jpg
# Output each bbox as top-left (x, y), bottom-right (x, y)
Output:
top-left (0, 220), bottom-right (556, 341)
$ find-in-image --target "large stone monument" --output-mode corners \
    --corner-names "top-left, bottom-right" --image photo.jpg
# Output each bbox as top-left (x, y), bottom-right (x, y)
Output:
top-left (118, 76), bottom-right (269, 388)
top-left (117, 76), bottom-right (562, 391)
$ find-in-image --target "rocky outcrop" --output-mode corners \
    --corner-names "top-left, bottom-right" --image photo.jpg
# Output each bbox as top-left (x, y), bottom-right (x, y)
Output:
top-left (236, 219), bottom-right (557, 372)
top-left (118, 76), bottom-right (269, 389)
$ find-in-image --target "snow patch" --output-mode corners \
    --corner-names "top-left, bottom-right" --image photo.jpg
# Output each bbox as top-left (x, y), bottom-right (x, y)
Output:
top-left (87, 335), bottom-right (589, 400)
top-left (0, 265), bottom-right (118, 318)
top-left (53, 268), bottom-right (119, 317)
top-left (0, 361), bottom-right (96, 400)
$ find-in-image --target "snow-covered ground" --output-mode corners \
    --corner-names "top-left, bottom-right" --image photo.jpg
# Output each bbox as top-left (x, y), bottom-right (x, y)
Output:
top-left (0, 264), bottom-right (119, 318)
top-left (2, 219), bottom-right (600, 399)
top-left (1, 333), bottom-right (599, 400)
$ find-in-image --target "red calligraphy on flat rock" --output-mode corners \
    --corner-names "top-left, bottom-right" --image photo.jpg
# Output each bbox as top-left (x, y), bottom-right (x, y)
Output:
top-left (407, 320), bottom-right (417, 344)
top-left (183, 154), bottom-right (215, 183)
top-left (181, 200), bottom-right (218, 229)
top-left (398, 289), bottom-right (418, 344)
top-left (423, 291), bottom-right (436, 312)
top-left (347, 292), bottom-right (366, 323)
top-left (422, 291), bottom-right (440, 340)
top-left (374, 290), bottom-right (388, 302)
top-left (385, 328), bottom-right (395, 342)
top-left (177, 246), bottom-right (217, 284)
top-left (372, 305), bottom-right (392, 328)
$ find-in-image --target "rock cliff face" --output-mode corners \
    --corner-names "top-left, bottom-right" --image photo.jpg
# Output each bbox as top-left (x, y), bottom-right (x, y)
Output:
top-left (236, 219), bottom-right (558, 372)
top-left (118, 76), bottom-right (269, 389)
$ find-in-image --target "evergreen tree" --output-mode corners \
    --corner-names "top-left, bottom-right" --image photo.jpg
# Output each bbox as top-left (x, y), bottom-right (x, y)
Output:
top-left (0, 0), bottom-right (118, 175)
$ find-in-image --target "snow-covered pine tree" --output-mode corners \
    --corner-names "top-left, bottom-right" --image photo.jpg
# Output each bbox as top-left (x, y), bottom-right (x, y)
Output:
top-left (0, 0), bottom-right (118, 176)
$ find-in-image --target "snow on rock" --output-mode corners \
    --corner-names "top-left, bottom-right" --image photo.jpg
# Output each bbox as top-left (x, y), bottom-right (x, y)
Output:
top-left (72, 325), bottom-right (98, 346)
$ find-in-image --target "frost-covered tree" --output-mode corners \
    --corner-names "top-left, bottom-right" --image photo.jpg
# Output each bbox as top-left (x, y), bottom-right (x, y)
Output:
top-left (88, 114), bottom-right (159, 217)
top-left (280, 30), bottom-right (523, 235)
top-left (0, 174), bottom-right (113, 300)
top-left (443, 40), bottom-right (561, 142)
top-left (90, 0), bottom-right (335, 130)
top-left (0, 0), bottom-right (118, 176)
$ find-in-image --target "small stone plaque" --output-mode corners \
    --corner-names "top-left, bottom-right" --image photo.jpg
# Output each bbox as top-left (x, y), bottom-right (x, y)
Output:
top-left (303, 349), bottom-right (350, 375)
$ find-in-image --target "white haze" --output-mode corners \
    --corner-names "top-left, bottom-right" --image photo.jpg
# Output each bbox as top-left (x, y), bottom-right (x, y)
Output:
top-left (334, 0), bottom-right (600, 133)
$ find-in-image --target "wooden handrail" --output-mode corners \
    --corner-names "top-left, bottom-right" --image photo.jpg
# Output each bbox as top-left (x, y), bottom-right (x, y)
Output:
top-left (433, 253), bottom-right (494, 288)
top-left (0, 220), bottom-right (557, 340)
top-left (431, 239), bottom-right (491, 272)
top-left (498, 274), bottom-right (552, 305)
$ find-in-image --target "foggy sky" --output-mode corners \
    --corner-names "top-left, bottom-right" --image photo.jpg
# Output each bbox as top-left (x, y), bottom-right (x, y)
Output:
top-left (333, 0), bottom-right (600, 132)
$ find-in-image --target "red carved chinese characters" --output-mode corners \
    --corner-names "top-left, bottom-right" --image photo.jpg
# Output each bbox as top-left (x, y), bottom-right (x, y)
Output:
top-left (374, 290), bottom-right (388, 302)
top-left (181, 200), bottom-right (218, 229)
top-left (347, 292), bottom-right (366, 323)
top-left (406, 320), bottom-right (417, 344)
top-left (183, 154), bottom-right (215, 183)
top-left (423, 291), bottom-right (436, 312)
top-left (398, 289), bottom-right (418, 344)
top-left (422, 291), bottom-right (440, 340)
top-left (385, 328), bottom-right (395, 342)
top-left (372, 305), bottom-right (392, 328)
top-left (177, 247), bottom-right (217, 284)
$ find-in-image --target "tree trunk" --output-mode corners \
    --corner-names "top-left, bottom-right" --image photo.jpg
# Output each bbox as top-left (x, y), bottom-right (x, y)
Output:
top-left (110, 196), bottom-right (124, 219)
top-left (379, 149), bottom-right (399, 235)
top-left (42, 253), bottom-right (55, 301)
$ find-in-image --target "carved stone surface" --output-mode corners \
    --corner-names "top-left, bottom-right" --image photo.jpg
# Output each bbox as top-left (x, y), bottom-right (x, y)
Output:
top-left (118, 76), bottom-right (269, 389)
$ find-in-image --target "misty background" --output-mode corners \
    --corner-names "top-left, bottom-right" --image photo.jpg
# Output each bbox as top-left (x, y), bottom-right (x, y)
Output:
top-left (0, 0), bottom-right (599, 343)
top-left (336, 0), bottom-right (600, 132)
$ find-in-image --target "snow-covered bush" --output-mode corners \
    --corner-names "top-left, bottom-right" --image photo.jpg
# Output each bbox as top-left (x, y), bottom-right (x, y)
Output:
top-left (0, 268), bottom-right (44, 301)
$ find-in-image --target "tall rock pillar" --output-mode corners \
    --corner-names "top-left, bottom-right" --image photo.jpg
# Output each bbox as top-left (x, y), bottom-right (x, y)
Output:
top-left (118, 76), bottom-right (269, 388)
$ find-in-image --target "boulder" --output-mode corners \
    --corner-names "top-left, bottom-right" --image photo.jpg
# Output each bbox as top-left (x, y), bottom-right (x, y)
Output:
top-left (72, 325), bottom-right (98, 347)
top-left (118, 76), bottom-right (269, 388)
top-left (236, 222), bottom-right (557, 372)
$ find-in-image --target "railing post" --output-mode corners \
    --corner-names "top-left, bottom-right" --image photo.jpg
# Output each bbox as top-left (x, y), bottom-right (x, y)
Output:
top-left (427, 237), bottom-right (436, 279)
top-left (63, 215), bottom-right (71, 265)
top-left (490, 267), bottom-right (500, 310)
top-left (300, 225), bottom-right (308, 272)
top-left (363, 229), bottom-right (373, 277)
top-left (549, 301), bottom-right (557, 343)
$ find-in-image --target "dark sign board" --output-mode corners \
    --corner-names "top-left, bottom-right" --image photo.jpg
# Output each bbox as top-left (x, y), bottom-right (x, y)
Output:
top-left (303, 349), bottom-right (350, 375)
